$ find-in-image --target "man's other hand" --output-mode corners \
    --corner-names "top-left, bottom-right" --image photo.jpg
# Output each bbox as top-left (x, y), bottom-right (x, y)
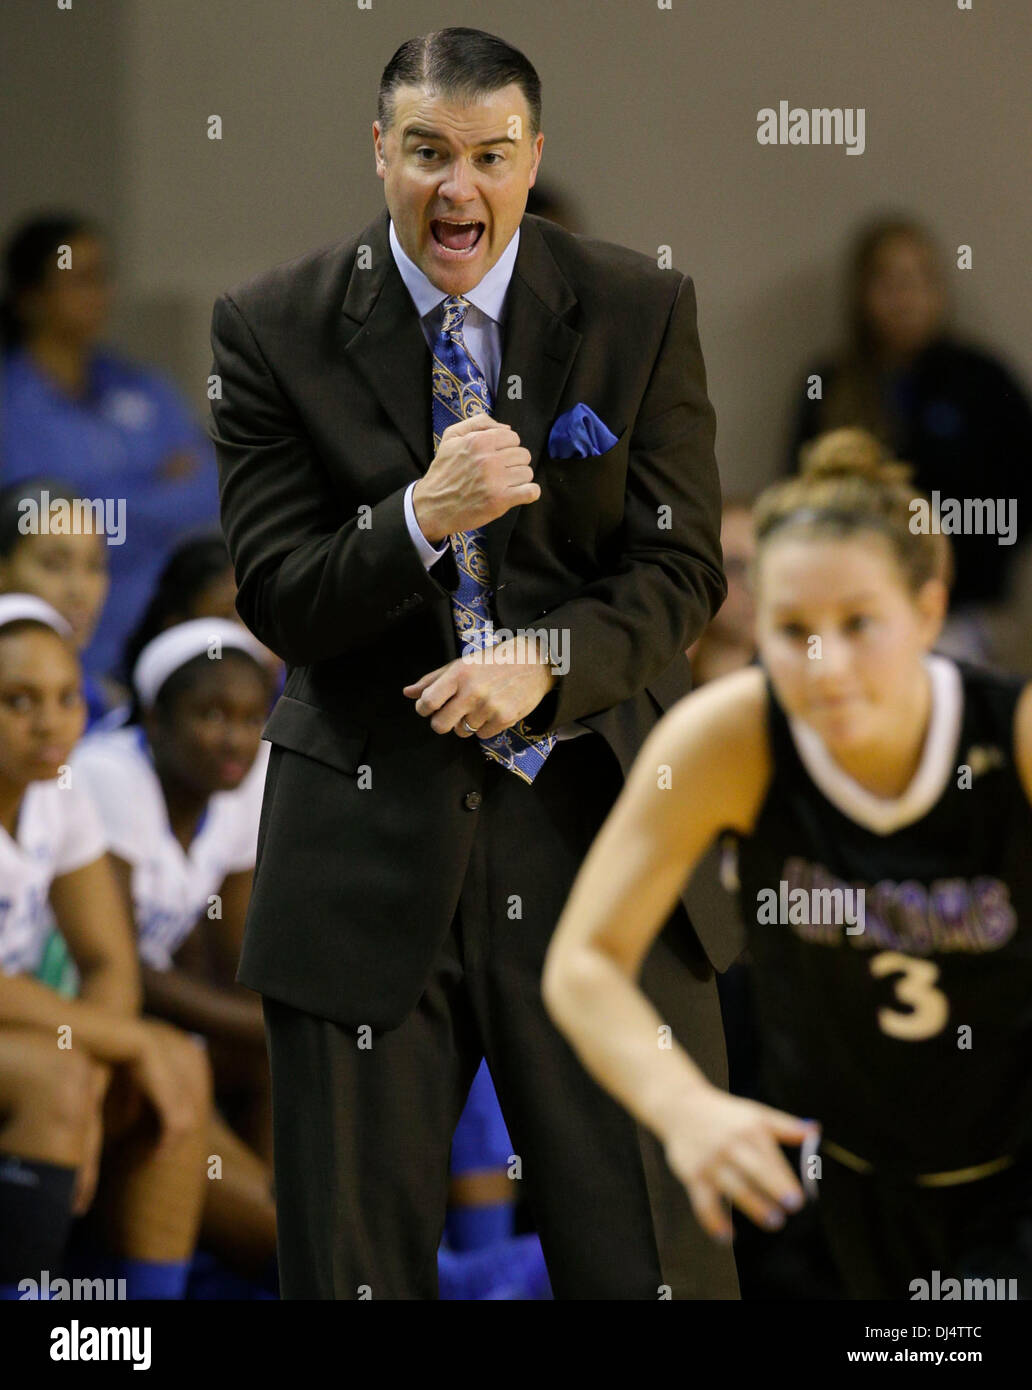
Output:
top-left (403, 638), bottom-right (556, 738)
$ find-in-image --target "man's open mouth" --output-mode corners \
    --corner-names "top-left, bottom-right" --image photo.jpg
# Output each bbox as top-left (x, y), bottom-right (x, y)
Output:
top-left (430, 219), bottom-right (485, 252)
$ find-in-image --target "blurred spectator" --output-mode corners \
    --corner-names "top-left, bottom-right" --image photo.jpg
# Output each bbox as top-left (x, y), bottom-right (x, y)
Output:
top-left (0, 476), bottom-right (116, 727)
top-left (787, 215), bottom-right (1032, 615)
top-left (0, 212), bottom-right (220, 685)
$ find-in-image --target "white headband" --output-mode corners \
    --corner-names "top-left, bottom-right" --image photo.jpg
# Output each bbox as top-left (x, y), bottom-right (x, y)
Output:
top-left (0, 593), bottom-right (73, 637)
top-left (132, 618), bottom-right (267, 709)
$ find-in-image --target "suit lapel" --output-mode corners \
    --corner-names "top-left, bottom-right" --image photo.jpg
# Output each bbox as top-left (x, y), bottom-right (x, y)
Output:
top-left (339, 208), bottom-right (432, 469)
top-left (338, 209), bottom-right (582, 579)
top-left (482, 215), bottom-right (581, 580)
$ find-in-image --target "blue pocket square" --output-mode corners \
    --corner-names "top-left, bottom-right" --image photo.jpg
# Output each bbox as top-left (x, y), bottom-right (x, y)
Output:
top-left (548, 404), bottom-right (620, 459)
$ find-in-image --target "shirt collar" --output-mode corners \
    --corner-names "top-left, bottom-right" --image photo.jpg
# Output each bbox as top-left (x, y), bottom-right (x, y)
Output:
top-left (388, 218), bottom-right (520, 325)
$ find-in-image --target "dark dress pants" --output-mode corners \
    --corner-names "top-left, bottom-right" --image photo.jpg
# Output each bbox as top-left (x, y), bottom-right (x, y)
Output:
top-left (263, 730), bottom-right (740, 1299)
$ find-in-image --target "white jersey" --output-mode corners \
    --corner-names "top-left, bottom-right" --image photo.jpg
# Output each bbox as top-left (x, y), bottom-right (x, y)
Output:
top-left (0, 779), bottom-right (107, 975)
top-left (71, 726), bottom-right (268, 971)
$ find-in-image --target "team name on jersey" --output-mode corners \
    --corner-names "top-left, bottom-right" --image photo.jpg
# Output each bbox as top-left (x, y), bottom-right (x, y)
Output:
top-left (767, 856), bottom-right (1017, 955)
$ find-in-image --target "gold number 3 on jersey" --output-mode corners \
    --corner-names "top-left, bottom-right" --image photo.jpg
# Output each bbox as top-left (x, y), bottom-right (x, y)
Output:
top-left (870, 951), bottom-right (950, 1041)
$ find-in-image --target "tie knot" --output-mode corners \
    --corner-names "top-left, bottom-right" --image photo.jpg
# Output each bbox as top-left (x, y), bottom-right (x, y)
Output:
top-left (441, 295), bottom-right (470, 334)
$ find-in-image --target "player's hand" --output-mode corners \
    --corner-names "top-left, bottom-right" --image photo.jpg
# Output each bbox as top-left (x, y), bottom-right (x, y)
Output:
top-left (411, 412), bottom-right (538, 540)
top-left (126, 1019), bottom-right (207, 1147)
top-left (70, 1062), bottom-right (111, 1216)
top-left (662, 1084), bottom-right (814, 1241)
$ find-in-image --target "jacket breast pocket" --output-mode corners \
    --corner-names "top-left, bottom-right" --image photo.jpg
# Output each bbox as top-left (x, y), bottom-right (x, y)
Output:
top-left (541, 425), bottom-right (630, 544)
top-left (545, 425), bottom-right (629, 486)
top-left (260, 695), bottom-right (369, 775)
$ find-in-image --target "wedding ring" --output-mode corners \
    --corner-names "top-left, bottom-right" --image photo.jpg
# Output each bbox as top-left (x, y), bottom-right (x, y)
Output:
top-left (462, 718), bottom-right (478, 735)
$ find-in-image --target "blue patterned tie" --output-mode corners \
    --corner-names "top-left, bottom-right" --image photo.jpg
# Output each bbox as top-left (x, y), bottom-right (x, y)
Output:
top-left (431, 294), bottom-right (557, 785)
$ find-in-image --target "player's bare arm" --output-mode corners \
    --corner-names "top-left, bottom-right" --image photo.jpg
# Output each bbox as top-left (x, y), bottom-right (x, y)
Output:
top-left (543, 665), bottom-right (811, 1239)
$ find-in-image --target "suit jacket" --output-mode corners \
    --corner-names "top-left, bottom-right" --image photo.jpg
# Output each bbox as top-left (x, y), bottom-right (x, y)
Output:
top-left (209, 208), bottom-right (731, 1029)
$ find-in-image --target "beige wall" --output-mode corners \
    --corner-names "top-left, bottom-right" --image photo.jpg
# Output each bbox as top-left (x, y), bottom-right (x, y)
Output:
top-left (6, 0), bottom-right (1029, 495)
top-left (3, 0), bottom-right (127, 250)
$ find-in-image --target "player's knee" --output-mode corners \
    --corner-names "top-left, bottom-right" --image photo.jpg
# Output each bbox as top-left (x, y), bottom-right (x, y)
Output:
top-left (22, 1046), bottom-right (95, 1140)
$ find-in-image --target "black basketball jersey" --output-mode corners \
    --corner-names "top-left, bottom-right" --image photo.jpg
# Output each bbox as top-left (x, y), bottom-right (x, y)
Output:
top-left (731, 654), bottom-right (1032, 1178)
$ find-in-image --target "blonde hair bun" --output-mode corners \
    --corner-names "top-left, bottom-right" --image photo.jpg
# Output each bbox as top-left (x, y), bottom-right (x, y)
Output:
top-left (799, 427), bottom-right (913, 488)
top-left (752, 425), bottom-right (951, 592)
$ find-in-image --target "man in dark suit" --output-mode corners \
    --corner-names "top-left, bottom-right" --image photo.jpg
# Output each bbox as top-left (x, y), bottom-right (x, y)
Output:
top-left (209, 27), bottom-right (738, 1298)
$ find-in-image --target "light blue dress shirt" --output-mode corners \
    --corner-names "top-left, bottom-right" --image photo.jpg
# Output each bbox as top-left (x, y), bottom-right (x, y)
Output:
top-left (388, 219), bottom-right (585, 741)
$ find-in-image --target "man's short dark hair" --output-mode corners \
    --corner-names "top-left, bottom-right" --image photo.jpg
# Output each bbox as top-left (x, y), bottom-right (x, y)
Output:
top-left (378, 28), bottom-right (542, 138)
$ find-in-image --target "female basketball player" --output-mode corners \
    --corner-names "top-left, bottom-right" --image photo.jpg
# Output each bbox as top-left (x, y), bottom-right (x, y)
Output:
top-left (543, 428), bottom-right (1032, 1299)
top-left (70, 617), bottom-right (279, 1286)
top-left (116, 530), bottom-right (284, 704)
top-left (0, 477), bottom-right (112, 727)
top-left (0, 477), bottom-right (118, 998)
top-left (73, 618), bottom-right (271, 1015)
top-left (0, 594), bottom-right (211, 1298)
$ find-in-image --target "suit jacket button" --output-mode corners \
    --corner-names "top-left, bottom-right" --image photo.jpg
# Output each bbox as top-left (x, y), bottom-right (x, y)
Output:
top-left (463, 791), bottom-right (482, 811)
